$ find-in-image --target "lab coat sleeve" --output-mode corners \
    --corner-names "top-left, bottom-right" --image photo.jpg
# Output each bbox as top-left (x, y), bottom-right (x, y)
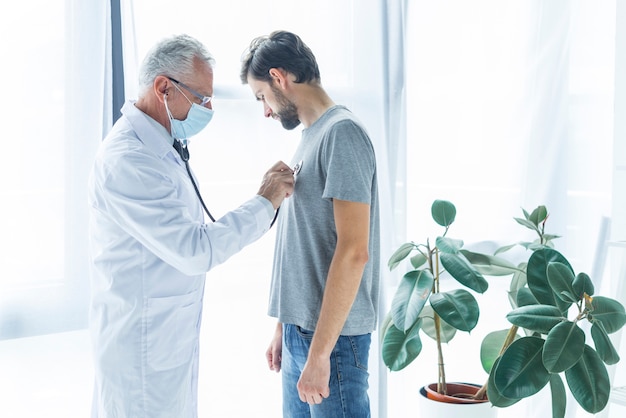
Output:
top-left (90, 147), bottom-right (275, 276)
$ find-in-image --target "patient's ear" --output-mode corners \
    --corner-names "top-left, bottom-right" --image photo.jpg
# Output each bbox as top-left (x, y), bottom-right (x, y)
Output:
top-left (269, 68), bottom-right (291, 90)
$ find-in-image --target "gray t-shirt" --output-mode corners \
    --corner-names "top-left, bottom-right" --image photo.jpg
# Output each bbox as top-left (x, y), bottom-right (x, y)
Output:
top-left (268, 105), bottom-right (380, 335)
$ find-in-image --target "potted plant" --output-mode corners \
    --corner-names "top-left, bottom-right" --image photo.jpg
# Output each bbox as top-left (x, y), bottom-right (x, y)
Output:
top-left (382, 202), bottom-right (626, 417)
top-left (380, 199), bottom-right (517, 413)
top-left (479, 205), bottom-right (626, 417)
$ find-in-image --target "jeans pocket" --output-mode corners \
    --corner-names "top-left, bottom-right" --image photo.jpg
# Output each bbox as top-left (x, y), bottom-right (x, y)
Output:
top-left (295, 325), bottom-right (315, 339)
top-left (348, 334), bottom-right (371, 371)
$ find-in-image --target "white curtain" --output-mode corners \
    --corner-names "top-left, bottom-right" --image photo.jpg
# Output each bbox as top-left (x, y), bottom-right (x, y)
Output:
top-left (0, 0), bottom-right (107, 339)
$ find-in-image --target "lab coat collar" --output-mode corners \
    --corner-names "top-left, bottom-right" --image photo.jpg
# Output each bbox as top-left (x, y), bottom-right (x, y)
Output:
top-left (121, 100), bottom-right (177, 162)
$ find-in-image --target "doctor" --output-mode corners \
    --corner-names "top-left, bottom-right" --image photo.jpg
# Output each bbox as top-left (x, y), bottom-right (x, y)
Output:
top-left (88, 34), bottom-right (294, 418)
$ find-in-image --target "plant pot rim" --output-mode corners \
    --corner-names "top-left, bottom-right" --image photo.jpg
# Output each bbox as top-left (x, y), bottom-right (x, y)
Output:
top-left (422, 382), bottom-right (489, 404)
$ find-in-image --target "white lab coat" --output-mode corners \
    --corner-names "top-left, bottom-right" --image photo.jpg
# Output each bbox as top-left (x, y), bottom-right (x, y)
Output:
top-left (88, 100), bottom-right (274, 417)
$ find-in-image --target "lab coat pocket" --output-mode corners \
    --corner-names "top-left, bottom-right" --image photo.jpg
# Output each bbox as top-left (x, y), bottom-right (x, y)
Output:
top-left (146, 292), bottom-right (201, 371)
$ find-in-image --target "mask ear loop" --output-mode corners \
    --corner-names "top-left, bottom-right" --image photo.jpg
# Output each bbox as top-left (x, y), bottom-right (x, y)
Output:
top-left (163, 93), bottom-right (180, 141)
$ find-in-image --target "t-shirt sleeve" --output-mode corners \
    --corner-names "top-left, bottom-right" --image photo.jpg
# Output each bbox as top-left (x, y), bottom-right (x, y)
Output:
top-left (321, 120), bottom-right (376, 204)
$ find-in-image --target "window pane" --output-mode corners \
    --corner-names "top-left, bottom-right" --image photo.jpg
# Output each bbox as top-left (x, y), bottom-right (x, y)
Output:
top-left (0, 2), bottom-right (65, 289)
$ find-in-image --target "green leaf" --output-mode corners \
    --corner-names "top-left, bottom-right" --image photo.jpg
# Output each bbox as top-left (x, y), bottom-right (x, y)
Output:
top-left (435, 236), bottom-right (463, 254)
top-left (430, 289), bottom-right (479, 332)
top-left (487, 357), bottom-right (521, 407)
top-left (509, 265), bottom-right (529, 308)
top-left (572, 272), bottom-right (594, 299)
top-left (481, 329), bottom-right (519, 374)
top-left (439, 252), bottom-right (489, 293)
top-left (381, 320), bottom-right (423, 371)
top-left (506, 304), bottom-right (564, 334)
top-left (547, 262), bottom-right (578, 303)
top-left (391, 269), bottom-right (434, 332)
top-left (527, 248), bottom-right (572, 313)
top-left (549, 373), bottom-right (567, 418)
top-left (590, 321), bottom-right (620, 365)
top-left (589, 296), bottom-right (626, 333)
top-left (495, 243), bottom-right (518, 255)
top-left (459, 249), bottom-right (519, 276)
top-left (516, 287), bottom-right (539, 307)
top-left (410, 252), bottom-right (428, 269)
top-left (419, 305), bottom-right (457, 342)
top-left (514, 217), bottom-right (541, 234)
top-left (529, 206), bottom-right (548, 226)
top-left (543, 233), bottom-right (562, 242)
top-left (494, 336), bottom-right (551, 399)
top-left (388, 242), bottom-right (416, 270)
top-left (564, 345), bottom-right (611, 413)
top-left (431, 200), bottom-right (456, 227)
top-left (543, 321), bottom-right (585, 373)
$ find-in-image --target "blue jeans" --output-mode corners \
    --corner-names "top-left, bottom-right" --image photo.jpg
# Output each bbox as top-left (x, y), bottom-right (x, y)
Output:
top-left (281, 324), bottom-right (371, 418)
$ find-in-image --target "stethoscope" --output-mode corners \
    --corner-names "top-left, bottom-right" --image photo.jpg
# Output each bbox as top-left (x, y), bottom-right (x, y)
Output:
top-left (173, 139), bottom-right (216, 222)
top-left (174, 139), bottom-right (298, 228)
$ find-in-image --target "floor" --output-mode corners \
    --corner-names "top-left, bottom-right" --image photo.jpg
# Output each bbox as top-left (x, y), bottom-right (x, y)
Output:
top-left (0, 239), bottom-right (283, 418)
top-left (2, 237), bottom-right (626, 417)
top-left (3, 327), bottom-right (624, 418)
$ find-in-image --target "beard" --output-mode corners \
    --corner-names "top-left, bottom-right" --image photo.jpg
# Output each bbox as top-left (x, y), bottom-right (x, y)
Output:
top-left (270, 85), bottom-right (301, 130)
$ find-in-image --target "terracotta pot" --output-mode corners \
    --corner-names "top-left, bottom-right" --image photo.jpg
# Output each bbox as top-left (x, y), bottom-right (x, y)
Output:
top-left (423, 382), bottom-right (488, 404)
top-left (417, 383), bottom-right (497, 418)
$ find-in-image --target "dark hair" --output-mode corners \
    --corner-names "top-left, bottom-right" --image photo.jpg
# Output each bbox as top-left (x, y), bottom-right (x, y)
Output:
top-left (240, 30), bottom-right (320, 85)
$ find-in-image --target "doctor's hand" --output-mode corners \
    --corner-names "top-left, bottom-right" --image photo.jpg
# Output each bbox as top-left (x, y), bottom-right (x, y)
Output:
top-left (297, 357), bottom-right (330, 405)
top-left (257, 161), bottom-right (295, 209)
top-left (266, 322), bottom-right (283, 372)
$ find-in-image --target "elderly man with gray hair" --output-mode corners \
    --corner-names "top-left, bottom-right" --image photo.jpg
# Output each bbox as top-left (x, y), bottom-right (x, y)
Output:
top-left (88, 33), bottom-right (294, 418)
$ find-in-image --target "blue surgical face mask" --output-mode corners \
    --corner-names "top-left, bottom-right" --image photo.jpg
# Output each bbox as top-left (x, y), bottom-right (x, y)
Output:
top-left (164, 93), bottom-right (214, 140)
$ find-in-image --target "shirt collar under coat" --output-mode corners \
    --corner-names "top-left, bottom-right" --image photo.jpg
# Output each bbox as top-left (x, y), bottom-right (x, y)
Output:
top-left (121, 100), bottom-right (180, 163)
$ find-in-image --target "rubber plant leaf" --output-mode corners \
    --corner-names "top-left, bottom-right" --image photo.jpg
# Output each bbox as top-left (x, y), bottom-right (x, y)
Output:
top-left (487, 356), bottom-right (521, 408)
top-left (419, 305), bottom-right (457, 343)
top-left (590, 321), bottom-right (621, 365)
top-left (572, 272), bottom-right (594, 299)
top-left (439, 252), bottom-right (489, 294)
top-left (460, 249), bottom-right (520, 276)
top-left (516, 287), bottom-right (539, 308)
top-left (546, 262), bottom-right (578, 303)
top-left (527, 248), bottom-right (572, 313)
top-left (436, 235), bottom-right (464, 254)
top-left (514, 217), bottom-right (541, 234)
top-left (381, 319), bottom-right (423, 371)
top-left (564, 345), bottom-right (610, 413)
top-left (549, 373), bottom-right (567, 418)
top-left (529, 205), bottom-right (548, 226)
top-left (543, 321), bottom-right (585, 373)
top-left (506, 304), bottom-right (564, 334)
top-left (431, 199), bottom-right (456, 227)
top-left (481, 329), bottom-right (520, 374)
top-left (494, 336), bottom-right (551, 399)
top-left (410, 252), bottom-right (428, 269)
top-left (430, 289), bottom-right (479, 332)
top-left (391, 269), bottom-right (434, 332)
top-left (589, 296), bottom-right (626, 334)
top-left (388, 242), bottom-right (416, 271)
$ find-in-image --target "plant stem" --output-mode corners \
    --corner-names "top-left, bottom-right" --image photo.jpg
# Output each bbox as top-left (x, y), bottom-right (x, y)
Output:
top-left (474, 325), bottom-right (519, 400)
top-left (434, 312), bottom-right (447, 395)
top-left (433, 249), bottom-right (446, 394)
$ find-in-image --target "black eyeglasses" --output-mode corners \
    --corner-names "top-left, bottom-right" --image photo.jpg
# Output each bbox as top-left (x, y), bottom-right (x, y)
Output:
top-left (168, 77), bottom-right (213, 106)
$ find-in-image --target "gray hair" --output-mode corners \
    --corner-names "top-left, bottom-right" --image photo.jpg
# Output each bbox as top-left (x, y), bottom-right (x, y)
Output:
top-left (138, 34), bottom-right (216, 96)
